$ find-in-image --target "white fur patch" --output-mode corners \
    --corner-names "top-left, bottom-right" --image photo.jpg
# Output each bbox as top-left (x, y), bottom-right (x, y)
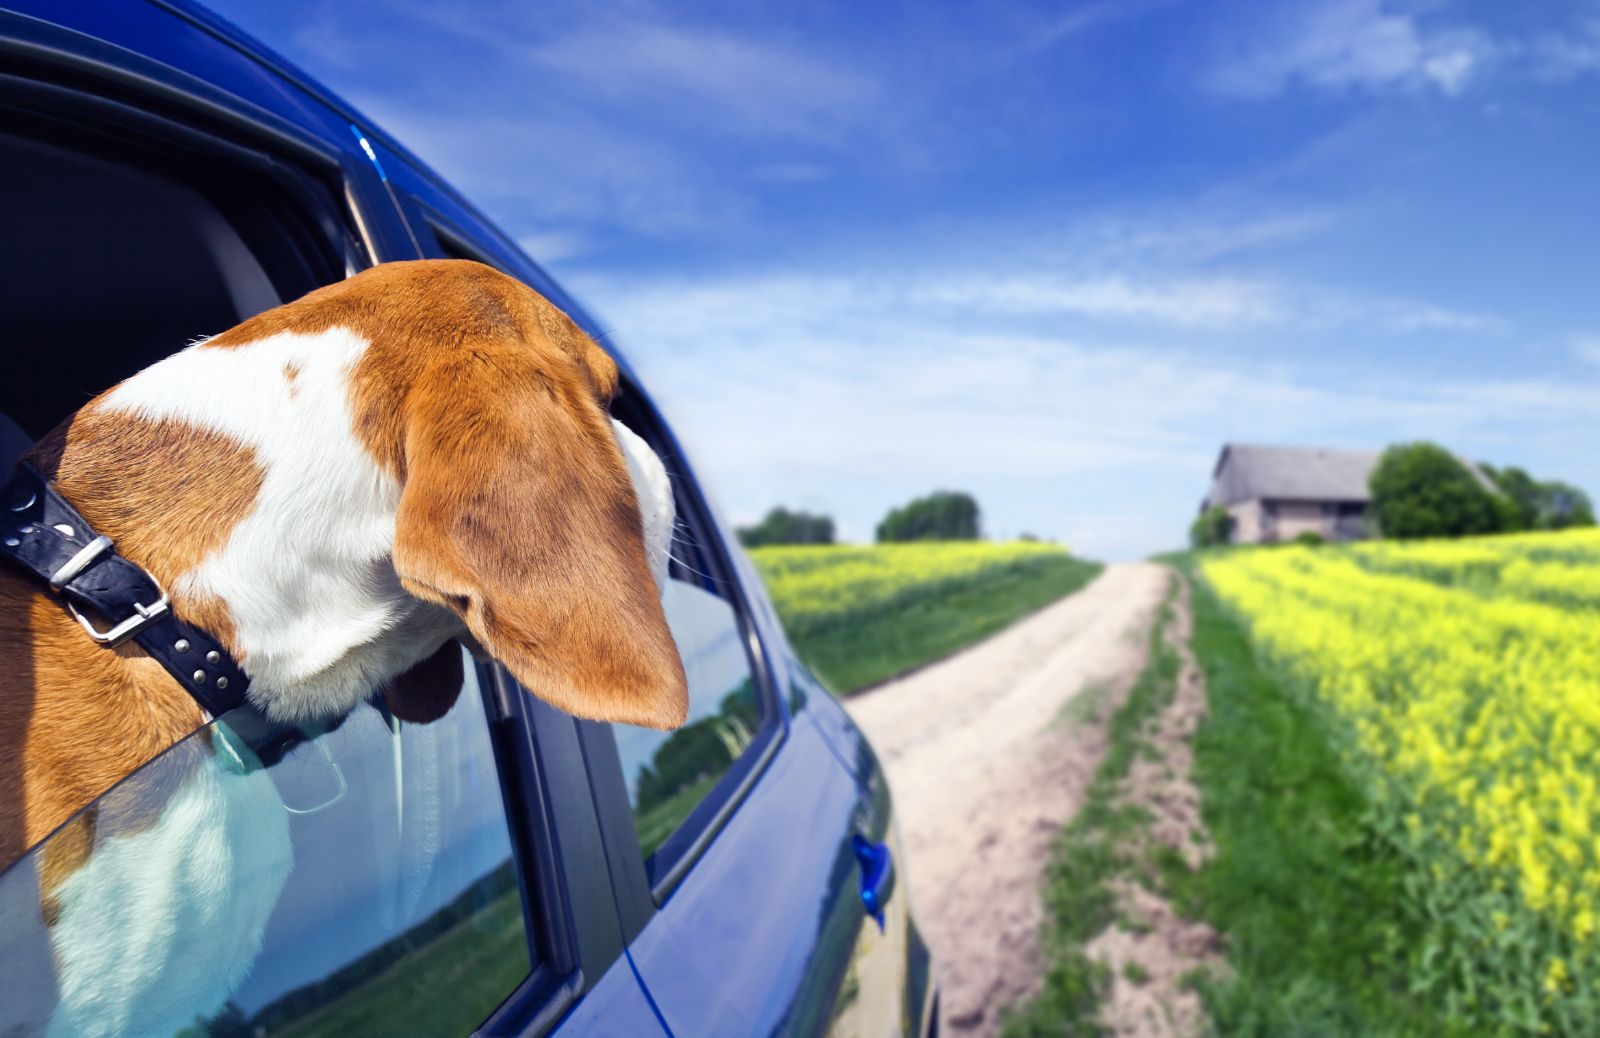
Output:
top-left (99, 328), bottom-right (445, 721)
top-left (613, 417), bottom-right (675, 597)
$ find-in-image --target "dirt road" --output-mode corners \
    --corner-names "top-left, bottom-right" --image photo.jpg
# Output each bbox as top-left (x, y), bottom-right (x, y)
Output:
top-left (846, 562), bottom-right (1172, 1036)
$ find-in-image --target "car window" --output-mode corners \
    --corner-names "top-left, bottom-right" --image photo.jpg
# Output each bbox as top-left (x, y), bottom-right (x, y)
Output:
top-left (0, 116), bottom-right (364, 441)
top-left (604, 392), bottom-right (776, 880)
top-left (0, 647), bottom-right (531, 1037)
top-left (613, 577), bottom-right (766, 861)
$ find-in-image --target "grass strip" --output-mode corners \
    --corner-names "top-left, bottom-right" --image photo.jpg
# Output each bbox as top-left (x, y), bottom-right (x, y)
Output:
top-left (1002, 575), bottom-right (1180, 1037)
top-left (1167, 555), bottom-right (1466, 1038)
top-left (784, 555), bottom-right (1101, 693)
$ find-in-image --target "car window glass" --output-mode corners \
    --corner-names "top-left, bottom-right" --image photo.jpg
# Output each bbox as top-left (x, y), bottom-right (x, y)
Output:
top-left (613, 576), bottom-right (765, 861)
top-left (0, 647), bottom-right (531, 1036)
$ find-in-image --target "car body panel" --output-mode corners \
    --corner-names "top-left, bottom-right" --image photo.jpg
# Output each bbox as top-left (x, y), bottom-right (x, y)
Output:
top-left (627, 714), bottom-right (872, 1036)
top-left (538, 955), bottom-right (670, 1038)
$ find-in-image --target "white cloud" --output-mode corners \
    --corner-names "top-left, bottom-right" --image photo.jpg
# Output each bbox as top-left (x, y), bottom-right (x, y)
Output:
top-left (351, 97), bottom-right (738, 234)
top-left (575, 266), bottom-right (1574, 559)
top-left (918, 275), bottom-right (1287, 328)
top-left (515, 231), bottom-right (589, 265)
top-left (1573, 335), bottom-right (1600, 366)
top-left (1529, 16), bottom-right (1600, 81)
top-left (573, 261), bottom-right (1503, 338)
top-left (1366, 298), bottom-right (1507, 335)
top-left (275, 4), bottom-right (887, 240)
top-left (916, 273), bottom-right (1500, 334)
top-left (1091, 208), bottom-right (1340, 264)
top-left (525, 21), bottom-right (877, 142)
top-left (1021, 0), bottom-right (1165, 52)
top-left (1421, 44), bottom-right (1480, 95)
top-left (1208, 0), bottom-right (1493, 99)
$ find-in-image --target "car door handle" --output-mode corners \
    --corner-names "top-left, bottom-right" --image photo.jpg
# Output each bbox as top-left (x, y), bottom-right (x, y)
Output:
top-left (851, 834), bottom-right (895, 932)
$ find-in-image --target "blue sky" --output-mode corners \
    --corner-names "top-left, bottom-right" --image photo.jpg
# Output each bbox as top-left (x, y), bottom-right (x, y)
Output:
top-left (210, 0), bottom-right (1600, 559)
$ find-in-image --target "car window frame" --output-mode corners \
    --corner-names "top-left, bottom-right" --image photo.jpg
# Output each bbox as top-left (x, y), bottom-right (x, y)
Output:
top-left (0, 19), bottom-right (400, 262)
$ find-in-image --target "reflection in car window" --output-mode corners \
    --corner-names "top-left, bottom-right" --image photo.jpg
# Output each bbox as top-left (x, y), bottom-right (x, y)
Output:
top-left (0, 647), bottom-right (530, 1037)
top-left (613, 577), bottom-right (764, 861)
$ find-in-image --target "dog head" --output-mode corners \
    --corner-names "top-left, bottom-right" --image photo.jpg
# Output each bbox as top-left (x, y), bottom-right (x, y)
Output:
top-left (197, 261), bottom-right (689, 729)
top-left (38, 261), bottom-right (686, 728)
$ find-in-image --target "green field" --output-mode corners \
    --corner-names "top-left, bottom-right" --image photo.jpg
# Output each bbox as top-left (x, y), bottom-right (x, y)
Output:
top-left (1007, 537), bottom-right (1600, 1036)
top-left (1006, 562), bottom-right (1442, 1037)
top-left (749, 541), bottom-right (1101, 692)
top-left (1168, 558), bottom-right (1443, 1037)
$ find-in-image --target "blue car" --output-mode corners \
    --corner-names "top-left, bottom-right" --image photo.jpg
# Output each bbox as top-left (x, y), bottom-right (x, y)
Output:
top-left (0, 2), bottom-right (936, 1034)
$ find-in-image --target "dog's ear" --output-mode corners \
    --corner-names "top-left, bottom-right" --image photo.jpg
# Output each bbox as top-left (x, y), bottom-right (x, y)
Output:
top-left (391, 342), bottom-right (688, 730)
top-left (382, 639), bottom-right (466, 724)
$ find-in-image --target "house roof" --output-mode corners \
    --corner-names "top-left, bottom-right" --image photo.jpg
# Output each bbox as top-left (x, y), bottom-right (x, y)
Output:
top-left (1205, 443), bottom-right (1496, 509)
top-left (1208, 444), bottom-right (1380, 507)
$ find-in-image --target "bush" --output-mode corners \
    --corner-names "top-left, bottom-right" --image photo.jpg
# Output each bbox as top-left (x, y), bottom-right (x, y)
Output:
top-left (876, 490), bottom-right (980, 542)
top-left (1369, 443), bottom-right (1506, 539)
top-left (737, 507), bottom-right (834, 547)
top-left (1190, 505), bottom-right (1232, 548)
top-left (1294, 530), bottom-right (1324, 546)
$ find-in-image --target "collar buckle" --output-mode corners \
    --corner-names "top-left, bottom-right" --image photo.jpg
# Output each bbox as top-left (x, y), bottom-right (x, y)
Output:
top-left (67, 588), bottom-right (171, 645)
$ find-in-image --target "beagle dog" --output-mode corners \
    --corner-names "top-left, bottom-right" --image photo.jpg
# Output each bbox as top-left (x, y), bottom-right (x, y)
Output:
top-left (0, 260), bottom-right (689, 1032)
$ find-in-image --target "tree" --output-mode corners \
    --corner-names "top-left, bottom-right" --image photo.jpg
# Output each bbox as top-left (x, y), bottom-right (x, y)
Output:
top-left (1370, 442), bottom-right (1506, 539)
top-left (1481, 463), bottom-right (1537, 531)
top-left (876, 490), bottom-right (981, 542)
top-left (1481, 463), bottom-right (1595, 531)
top-left (737, 507), bottom-right (835, 547)
top-left (1536, 480), bottom-right (1596, 530)
top-left (1189, 505), bottom-right (1232, 548)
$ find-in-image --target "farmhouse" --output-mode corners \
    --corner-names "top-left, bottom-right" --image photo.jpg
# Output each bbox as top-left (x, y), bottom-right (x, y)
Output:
top-left (1202, 443), bottom-right (1381, 543)
top-left (1202, 443), bottom-right (1501, 543)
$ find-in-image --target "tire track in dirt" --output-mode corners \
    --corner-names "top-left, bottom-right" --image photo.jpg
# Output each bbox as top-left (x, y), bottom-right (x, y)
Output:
top-left (845, 562), bottom-right (1172, 1036)
top-left (1085, 572), bottom-right (1225, 1038)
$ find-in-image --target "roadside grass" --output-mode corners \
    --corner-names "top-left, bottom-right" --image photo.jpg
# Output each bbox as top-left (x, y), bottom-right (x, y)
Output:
top-left (1167, 555), bottom-right (1466, 1037)
top-left (1001, 575), bottom-right (1180, 1038)
top-left (752, 545), bottom-right (1101, 693)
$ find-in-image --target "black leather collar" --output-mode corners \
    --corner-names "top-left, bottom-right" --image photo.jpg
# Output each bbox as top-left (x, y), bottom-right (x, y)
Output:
top-left (1, 464), bottom-right (250, 719)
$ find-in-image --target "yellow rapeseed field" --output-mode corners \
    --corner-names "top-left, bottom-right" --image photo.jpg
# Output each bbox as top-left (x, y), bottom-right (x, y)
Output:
top-left (751, 540), bottom-right (1073, 637)
top-left (1201, 529), bottom-right (1600, 1025)
top-left (748, 541), bottom-right (1099, 692)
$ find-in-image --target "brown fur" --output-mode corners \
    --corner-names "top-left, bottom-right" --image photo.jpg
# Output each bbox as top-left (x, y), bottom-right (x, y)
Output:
top-left (0, 259), bottom-right (687, 873)
top-left (0, 578), bottom-right (204, 867)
